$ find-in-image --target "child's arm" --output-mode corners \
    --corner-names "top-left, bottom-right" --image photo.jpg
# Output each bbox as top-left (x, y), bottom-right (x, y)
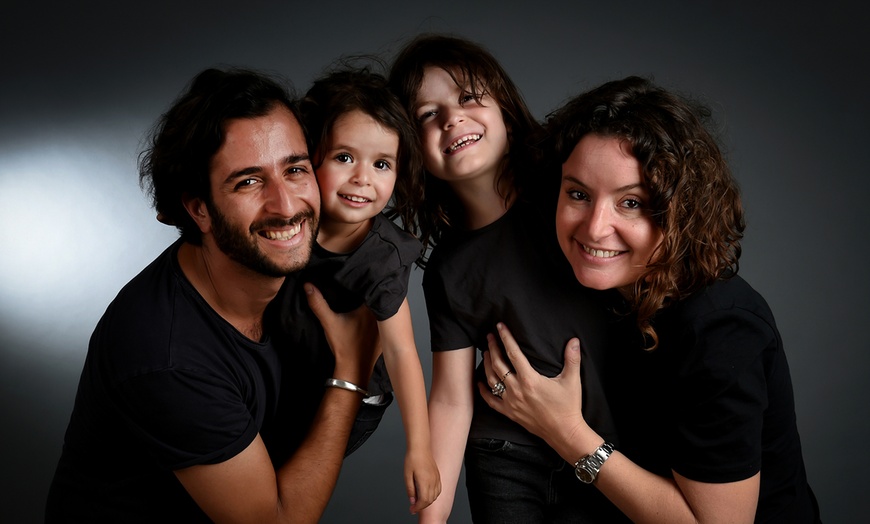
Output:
top-left (416, 345), bottom-right (475, 524)
top-left (379, 298), bottom-right (442, 515)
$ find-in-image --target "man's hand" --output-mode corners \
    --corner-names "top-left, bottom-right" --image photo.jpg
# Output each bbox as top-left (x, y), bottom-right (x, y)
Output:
top-left (305, 283), bottom-right (380, 387)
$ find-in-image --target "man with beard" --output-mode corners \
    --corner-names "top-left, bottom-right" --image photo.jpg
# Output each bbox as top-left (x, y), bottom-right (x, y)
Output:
top-left (45, 68), bottom-right (380, 523)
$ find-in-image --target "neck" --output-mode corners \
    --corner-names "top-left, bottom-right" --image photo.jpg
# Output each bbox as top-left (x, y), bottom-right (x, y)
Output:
top-left (449, 173), bottom-right (515, 230)
top-left (177, 241), bottom-right (283, 341)
top-left (316, 216), bottom-right (373, 254)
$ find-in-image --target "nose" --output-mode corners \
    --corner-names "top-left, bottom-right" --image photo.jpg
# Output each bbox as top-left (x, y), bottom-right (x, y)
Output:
top-left (585, 203), bottom-right (614, 241)
top-left (264, 178), bottom-right (303, 216)
top-left (441, 105), bottom-right (465, 130)
top-left (350, 164), bottom-right (370, 186)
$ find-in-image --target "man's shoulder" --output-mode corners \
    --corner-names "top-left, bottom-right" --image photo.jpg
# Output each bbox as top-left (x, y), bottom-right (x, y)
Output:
top-left (91, 240), bottom-right (212, 380)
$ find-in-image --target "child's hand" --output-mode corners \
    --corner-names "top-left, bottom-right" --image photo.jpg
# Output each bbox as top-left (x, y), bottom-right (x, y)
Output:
top-left (405, 448), bottom-right (441, 514)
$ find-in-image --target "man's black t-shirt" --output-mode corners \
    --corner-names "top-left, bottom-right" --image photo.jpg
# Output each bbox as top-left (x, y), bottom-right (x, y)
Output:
top-left (46, 240), bottom-right (296, 522)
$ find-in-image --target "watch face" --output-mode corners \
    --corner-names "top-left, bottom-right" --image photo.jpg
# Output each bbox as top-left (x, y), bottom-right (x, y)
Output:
top-left (575, 464), bottom-right (594, 483)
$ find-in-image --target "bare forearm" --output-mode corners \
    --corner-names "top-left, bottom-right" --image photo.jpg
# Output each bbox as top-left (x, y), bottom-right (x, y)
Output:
top-left (274, 387), bottom-right (362, 522)
top-left (384, 345), bottom-right (432, 450)
top-left (417, 347), bottom-right (475, 522)
top-left (417, 397), bottom-right (471, 523)
top-left (541, 427), bottom-right (758, 524)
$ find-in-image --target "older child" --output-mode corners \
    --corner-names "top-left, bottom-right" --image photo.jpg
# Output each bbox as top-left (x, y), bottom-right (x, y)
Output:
top-left (391, 35), bottom-right (621, 522)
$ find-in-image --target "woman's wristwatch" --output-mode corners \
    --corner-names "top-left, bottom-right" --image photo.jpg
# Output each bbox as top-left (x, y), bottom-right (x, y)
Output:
top-left (573, 442), bottom-right (614, 484)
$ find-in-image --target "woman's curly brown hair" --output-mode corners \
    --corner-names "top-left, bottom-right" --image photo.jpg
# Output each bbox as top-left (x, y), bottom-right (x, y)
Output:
top-left (546, 76), bottom-right (745, 349)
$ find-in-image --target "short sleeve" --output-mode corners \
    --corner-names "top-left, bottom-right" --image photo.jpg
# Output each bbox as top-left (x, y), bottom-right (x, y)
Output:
top-left (670, 306), bottom-right (774, 482)
top-left (422, 261), bottom-right (473, 351)
top-left (115, 367), bottom-right (259, 470)
top-left (334, 216), bottom-right (423, 321)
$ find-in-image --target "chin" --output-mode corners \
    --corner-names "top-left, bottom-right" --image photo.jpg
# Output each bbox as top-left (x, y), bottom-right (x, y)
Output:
top-left (572, 268), bottom-right (620, 292)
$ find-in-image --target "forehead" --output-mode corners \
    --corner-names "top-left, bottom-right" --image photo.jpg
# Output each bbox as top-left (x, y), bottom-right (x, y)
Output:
top-left (564, 135), bottom-right (642, 184)
top-left (331, 110), bottom-right (398, 143)
top-left (211, 106), bottom-right (308, 176)
top-left (216, 106), bottom-right (306, 162)
top-left (417, 67), bottom-right (464, 97)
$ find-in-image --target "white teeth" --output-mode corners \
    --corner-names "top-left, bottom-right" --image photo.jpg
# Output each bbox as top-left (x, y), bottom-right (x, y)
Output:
top-left (263, 223), bottom-right (302, 241)
top-left (341, 194), bottom-right (371, 203)
top-left (446, 134), bottom-right (481, 152)
top-left (583, 245), bottom-right (620, 258)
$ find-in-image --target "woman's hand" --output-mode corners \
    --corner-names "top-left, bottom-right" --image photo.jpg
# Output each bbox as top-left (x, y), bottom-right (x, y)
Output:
top-left (477, 323), bottom-right (590, 459)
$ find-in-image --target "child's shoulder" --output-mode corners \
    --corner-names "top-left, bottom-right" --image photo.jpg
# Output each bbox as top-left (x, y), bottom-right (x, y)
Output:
top-left (366, 214), bottom-right (423, 265)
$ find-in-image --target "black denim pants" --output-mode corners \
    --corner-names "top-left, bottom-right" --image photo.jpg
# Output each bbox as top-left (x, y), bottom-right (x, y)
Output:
top-left (463, 438), bottom-right (627, 523)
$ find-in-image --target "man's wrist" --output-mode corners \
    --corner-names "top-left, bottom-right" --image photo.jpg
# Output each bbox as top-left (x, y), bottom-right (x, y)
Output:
top-left (325, 378), bottom-right (369, 396)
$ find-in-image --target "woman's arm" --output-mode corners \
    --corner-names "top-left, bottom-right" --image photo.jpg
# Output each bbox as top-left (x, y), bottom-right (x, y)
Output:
top-left (379, 298), bottom-right (442, 514)
top-left (479, 323), bottom-right (760, 524)
top-left (418, 346), bottom-right (476, 524)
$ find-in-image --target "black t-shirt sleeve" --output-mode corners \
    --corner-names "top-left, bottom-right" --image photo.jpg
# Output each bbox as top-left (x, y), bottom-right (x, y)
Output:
top-left (422, 261), bottom-right (474, 351)
top-left (670, 306), bottom-right (774, 482)
top-left (333, 216), bottom-right (423, 321)
top-left (115, 367), bottom-right (259, 470)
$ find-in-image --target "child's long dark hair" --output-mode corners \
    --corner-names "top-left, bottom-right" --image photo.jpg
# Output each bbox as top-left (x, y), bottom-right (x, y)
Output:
top-left (389, 34), bottom-right (543, 251)
top-left (298, 66), bottom-right (424, 236)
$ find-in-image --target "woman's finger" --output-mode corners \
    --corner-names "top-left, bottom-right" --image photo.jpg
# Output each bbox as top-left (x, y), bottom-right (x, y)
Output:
top-left (495, 322), bottom-right (535, 375)
top-left (485, 334), bottom-right (511, 384)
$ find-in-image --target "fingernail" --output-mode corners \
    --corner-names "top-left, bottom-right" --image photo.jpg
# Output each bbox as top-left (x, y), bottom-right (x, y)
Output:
top-left (303, 283), bottom-right (313, 295)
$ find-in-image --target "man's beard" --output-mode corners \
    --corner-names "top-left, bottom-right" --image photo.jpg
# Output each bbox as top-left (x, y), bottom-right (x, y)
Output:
top-left (207, 202), bottom-right (318, 277)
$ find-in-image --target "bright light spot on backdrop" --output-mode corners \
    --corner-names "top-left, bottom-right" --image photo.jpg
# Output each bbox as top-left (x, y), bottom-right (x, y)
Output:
top-left (0, 136), bottom-right (178, 357)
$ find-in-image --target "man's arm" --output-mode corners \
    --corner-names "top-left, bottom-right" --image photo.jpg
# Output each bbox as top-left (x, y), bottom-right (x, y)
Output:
top-left (175, 284), bottom-right (380, 523)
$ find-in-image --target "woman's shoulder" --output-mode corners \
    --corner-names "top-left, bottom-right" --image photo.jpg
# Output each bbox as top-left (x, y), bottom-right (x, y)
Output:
top-left (683, 275), bottom-right (774, 321)
top-left (663, 275), bottom-right (780, 354)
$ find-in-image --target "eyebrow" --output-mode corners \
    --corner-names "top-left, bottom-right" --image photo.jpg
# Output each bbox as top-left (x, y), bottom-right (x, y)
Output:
top-left (223, 153), bottom-right (310, 185)
top-left (328, 144), bottom-right (397, 161)
top-left (562, 175), bottom-right (644, 193)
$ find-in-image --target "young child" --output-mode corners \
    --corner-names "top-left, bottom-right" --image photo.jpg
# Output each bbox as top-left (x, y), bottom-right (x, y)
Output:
top-left (274, 68), bottom-right (440, 514)
top-left (390, 35), bottom-right (623, 522)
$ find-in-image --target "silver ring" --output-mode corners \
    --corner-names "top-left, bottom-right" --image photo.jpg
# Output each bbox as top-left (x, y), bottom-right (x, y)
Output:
top-left (491, 381), bottom-right (506, 398)
top-left (501, 370), bottom-right (513, 381)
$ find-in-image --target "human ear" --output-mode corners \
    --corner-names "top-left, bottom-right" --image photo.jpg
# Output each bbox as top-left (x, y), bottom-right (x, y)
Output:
top-left (181, 194), bottom-right (210, 233)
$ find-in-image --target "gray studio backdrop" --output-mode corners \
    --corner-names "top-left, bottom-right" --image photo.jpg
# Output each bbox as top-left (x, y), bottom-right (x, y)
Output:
top-left (2, 1), bottom-right (867, 522)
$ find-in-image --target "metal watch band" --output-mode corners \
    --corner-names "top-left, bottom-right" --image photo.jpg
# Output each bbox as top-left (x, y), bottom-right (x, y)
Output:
top-left (574, 442), bottom-right (614, 484)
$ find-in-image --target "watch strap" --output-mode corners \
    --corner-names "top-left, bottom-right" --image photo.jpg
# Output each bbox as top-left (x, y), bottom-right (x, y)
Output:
top-left (574, 442), bottom-right (614, 483)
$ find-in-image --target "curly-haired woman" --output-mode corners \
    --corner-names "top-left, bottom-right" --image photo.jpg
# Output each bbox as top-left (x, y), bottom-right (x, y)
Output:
top-left (479, 76), bottom-right (821, 523)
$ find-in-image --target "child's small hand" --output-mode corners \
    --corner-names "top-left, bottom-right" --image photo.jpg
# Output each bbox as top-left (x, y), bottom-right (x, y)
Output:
top-left (405, 449), bottom-right (441, 514)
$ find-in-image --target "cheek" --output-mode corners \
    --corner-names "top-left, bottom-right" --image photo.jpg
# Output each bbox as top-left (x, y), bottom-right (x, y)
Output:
top-left (379, 176), bottom-right (397, 197)
top-left (555, 205), bottom-right (582, 238)
top-left (631, 222), bottom-right (663, 260)
top-left (420, 127), bottom-right (442, 154)
top-left (315, 169), bottom-right (342, 192)
top-left (555, 208), bottom-right (579, 257)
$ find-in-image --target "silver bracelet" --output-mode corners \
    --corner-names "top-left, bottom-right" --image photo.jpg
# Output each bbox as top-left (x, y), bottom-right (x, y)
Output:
top-left (325, 378), bottom-right (369, 396)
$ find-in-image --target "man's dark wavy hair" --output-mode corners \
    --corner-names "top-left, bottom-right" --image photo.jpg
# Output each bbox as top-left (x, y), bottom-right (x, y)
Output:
top-left (547, 76), bottom-right (745, 349)
top-left (138, 67), bottom-right (298, 244)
